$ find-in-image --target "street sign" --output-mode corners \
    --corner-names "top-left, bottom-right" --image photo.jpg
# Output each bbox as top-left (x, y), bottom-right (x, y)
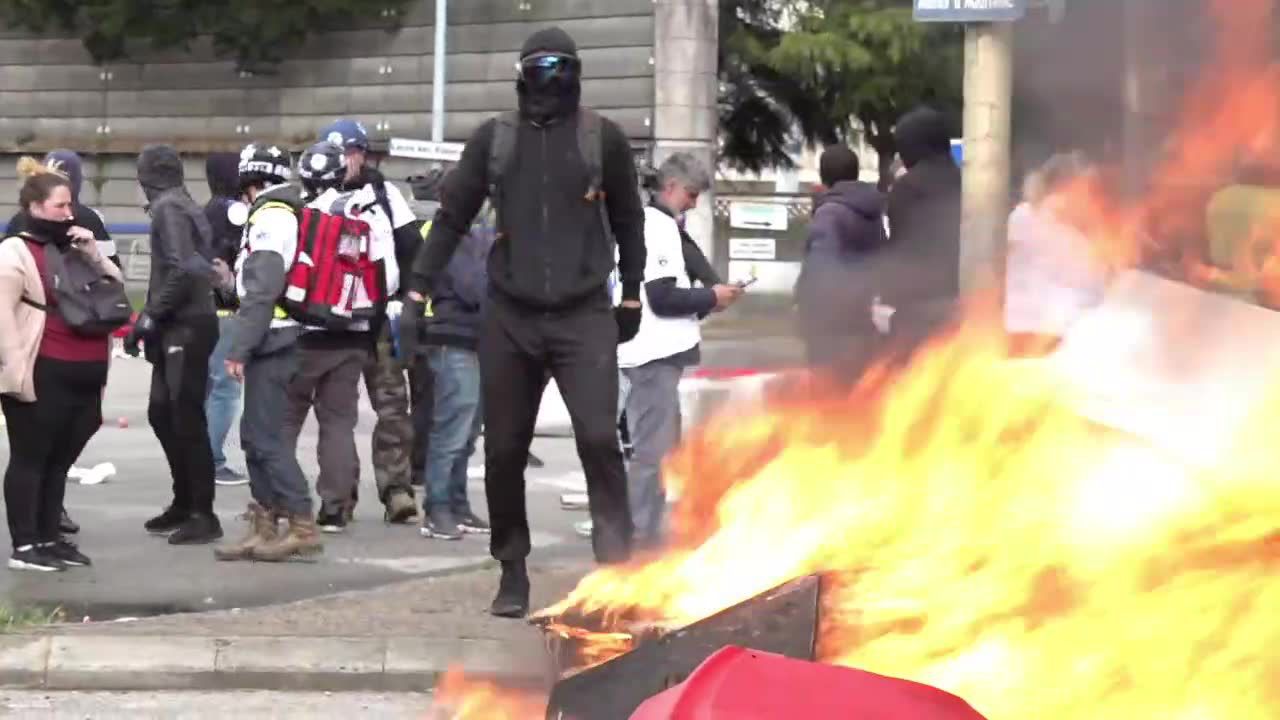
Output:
top-left (729, 237), bottom-right (777, 261)
top-left (388, 138), bottom-right (464, 162)
top-left (913, 0), bottom-right (1025, 22)
top-left (729, 202), bottom-right (789, 232)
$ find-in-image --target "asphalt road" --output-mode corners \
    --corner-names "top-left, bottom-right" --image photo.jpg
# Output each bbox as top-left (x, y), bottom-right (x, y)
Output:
top-left (0, 335), bottom-right (801, 620)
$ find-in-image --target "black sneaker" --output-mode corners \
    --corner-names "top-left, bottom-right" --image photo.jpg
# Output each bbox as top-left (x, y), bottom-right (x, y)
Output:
top-left (167, 514), bottom-right (224, 545)
top-left (456, 511), bottom-right (491, 535)
top-left (144, 506), bottom-right (187, 535)
top-left (317, 509), bottom-right (347, 534)
top-left (489, 560), bottom-right (530, 618)
top-left (420, 508), bottom-right (462, 541)
top-left (42, 540), bottom-right (91, 567)
top-left (8, 545), bottom-right (65, 572)
top-left (59, 508), bottom-right (80, 535)
top-left (214, 466), bottom-right (249, 487)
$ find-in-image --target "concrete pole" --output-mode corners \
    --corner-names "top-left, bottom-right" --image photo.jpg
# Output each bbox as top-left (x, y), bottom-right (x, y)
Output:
top-left (958, 21), bottom-right (1014, 293)
top-left (430, 0), bottom-right (447, 142)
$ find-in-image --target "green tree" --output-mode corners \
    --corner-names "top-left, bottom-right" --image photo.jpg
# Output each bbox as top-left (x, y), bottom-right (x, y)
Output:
top-left (0, 0), bottom-right (413, 71)
top-left (720, 0), bottom-right (963, 185)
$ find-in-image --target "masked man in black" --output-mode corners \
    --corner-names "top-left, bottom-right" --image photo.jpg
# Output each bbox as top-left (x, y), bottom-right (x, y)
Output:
top-left (409, 27), bottom-right (646, 618)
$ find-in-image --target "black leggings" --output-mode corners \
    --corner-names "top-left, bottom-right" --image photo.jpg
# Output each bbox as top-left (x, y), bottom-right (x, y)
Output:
top-left (1, 357), bottom-right (107, 549)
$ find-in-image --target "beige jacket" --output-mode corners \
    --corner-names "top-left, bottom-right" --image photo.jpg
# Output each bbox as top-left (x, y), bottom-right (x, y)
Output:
top-left (0, 235), bottom-right (122, 402)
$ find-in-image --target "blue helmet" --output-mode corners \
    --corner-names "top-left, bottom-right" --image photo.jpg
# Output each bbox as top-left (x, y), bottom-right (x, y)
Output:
top-left (318, 118), bottom-right (369, 151)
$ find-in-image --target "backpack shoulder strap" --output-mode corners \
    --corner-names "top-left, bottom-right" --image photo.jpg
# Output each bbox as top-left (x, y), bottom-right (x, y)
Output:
top-left (577, 109), bottom-right (613, 242)
top-left (487, 111), bottom-right (520, 235)
top-left (372, 179), bottom-right (395, 224)
top-left (578, 108), bottom-right (604, 201)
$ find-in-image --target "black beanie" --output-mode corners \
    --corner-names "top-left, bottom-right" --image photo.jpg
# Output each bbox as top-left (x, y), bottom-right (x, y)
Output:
top-left (520, 26), bottom-right (578, 59)
top-left (819, 145), bottom-right (861, 187)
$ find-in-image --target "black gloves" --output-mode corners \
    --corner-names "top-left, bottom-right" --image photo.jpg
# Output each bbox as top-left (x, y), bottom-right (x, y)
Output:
top-left (123, 313), bottom-right (156, 357)
top-left (615, 304), bottom-right (641, 344)
top-left (398, 298), bottom-right (425, 361)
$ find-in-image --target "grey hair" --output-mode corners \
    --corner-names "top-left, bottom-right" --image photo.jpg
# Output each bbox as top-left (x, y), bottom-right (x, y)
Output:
top-left (656, 152), bottom-right (712, 193)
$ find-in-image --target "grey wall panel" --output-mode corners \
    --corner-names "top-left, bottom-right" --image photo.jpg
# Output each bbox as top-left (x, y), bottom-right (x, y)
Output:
top-left (0, 0), bottom-right (657, 151)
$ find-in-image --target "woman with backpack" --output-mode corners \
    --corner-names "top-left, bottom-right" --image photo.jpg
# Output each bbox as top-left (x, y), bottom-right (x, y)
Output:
top-left (0, 158), bottom-right (123, 571)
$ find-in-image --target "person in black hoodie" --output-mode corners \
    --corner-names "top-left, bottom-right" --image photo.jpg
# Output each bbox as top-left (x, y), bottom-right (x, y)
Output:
top-left (878, 106), bottom-right (962, 355)
top-left (409, 26), bottom-right (646, 618)
top-left (123, 144), bottom-right (223, 546)
top-left (795, 145), bottom-right (886, 377)
top-left (202, 152), bottom-right (248, 487)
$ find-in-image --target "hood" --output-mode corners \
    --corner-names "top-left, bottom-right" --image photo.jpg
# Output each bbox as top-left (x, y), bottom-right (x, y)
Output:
top-left (816, 180), bottom-right (884, 220)
top-left (137, 144), bottom-right (185, 202)
top-left (894, 106), bottom-right (953, 169)
top-left (44, 149), bottom-right (83, 203)
top-left (517, 26), bottom-right (581, 125)
top-left (206, 151), bottom-right (240, 198)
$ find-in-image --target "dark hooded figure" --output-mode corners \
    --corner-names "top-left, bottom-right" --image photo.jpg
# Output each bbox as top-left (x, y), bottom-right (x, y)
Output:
top-left (124, 144), bottom-right (223, 546)
top-left (880, 106), bottom-right (962, 353)
top-left (795, 144), bottom-right (886, 376)
top-left (6, 150), bottom-right (118, 269)
top-left (409, 26), bottom-right (646, 618)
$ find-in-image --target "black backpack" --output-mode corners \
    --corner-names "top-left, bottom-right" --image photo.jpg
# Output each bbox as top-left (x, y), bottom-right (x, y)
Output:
top-left (487, 108), bottom-right (612, 243)
top-left (18, 235), bottom-right (133, 337)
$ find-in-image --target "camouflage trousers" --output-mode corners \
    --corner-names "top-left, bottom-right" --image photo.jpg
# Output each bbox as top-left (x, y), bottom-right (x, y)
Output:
top-left (362, 326), bottom-right (427, 505)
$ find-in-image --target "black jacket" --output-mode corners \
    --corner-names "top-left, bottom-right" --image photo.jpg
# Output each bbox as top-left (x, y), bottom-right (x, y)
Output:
top-left (423, 218), bottom-right (494, 351)
top-left (881, 107), bottom-right (962, 326)
top-left (411, 109), bottom-right (646, 310)
top-left (137, 144), bottom-right (217, 324)
top-left (796, 181), bottom-right (886, 337)
top-left (204, 152), bottom-right (243, 311)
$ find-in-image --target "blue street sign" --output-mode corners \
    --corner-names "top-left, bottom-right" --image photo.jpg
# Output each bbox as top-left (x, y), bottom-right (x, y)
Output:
top-left (914, 0), bottom-right (1025, 22)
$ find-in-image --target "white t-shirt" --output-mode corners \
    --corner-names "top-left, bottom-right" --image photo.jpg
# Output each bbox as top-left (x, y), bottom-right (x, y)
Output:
top-left (236, 187), bottom-right (299, 330)
top-left (617, 206), bottom-right (703, 368)
top-left (1004, 202), bottom-right (1109, 335)
top-left (377, 180), bottom-right (416, 231)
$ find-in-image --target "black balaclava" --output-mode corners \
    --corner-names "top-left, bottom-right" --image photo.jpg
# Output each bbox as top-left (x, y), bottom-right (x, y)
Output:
top-left (517, 26), bottom-right (582, 125)
top-left (819, 145), bottom-right (861, 187)
top-left (894, 106), bottom-right (953, 169)
top-left (205, 152), bottom-right (240, 199)
top-left (137, 144), bottom-right (185, 204)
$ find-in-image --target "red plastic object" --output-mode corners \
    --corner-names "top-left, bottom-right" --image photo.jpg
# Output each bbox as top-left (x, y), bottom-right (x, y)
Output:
top-left (111, 312), bottom-right (138, 338)
top-left (628, 646), bottom-right (987, 720)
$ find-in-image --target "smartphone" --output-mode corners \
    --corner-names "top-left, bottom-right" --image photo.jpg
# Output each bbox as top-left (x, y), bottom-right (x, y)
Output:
top-left (735, 276), bottom-right (759, 289)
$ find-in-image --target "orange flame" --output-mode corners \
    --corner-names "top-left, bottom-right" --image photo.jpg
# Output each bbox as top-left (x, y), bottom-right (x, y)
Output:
top-left (530, 1), bottom-right (1280, 716)
top-left (432, 667), bottom-right (547, 719)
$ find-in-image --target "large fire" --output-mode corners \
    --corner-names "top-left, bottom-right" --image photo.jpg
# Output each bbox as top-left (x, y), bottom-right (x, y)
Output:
top-left (436, 0), bottom-right (1280, 717)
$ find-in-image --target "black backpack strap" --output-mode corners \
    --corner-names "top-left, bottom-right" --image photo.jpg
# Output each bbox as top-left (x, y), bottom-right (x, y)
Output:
top-left (577, 108), bottom-right (613, 244)
top-left (20, 296), bottom-right (45, 311)
top-left (372, 179), bottom-right (395, 225)
top-left (487, 111), bottom-right (520, 237)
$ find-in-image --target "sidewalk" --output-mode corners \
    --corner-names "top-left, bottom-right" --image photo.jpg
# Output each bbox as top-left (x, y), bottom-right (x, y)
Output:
top-left (0, 561), bottom-right (590, 692)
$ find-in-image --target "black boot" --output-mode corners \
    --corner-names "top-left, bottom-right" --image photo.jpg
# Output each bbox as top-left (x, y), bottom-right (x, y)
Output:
top-left (489, 560), bottom-right (530, 618)
top-left (168, 513), bottom-right (224, 545)
top-left (144, 505), bottom-right (188, 535)
top-left (59, 508), bottom-right (80, 535)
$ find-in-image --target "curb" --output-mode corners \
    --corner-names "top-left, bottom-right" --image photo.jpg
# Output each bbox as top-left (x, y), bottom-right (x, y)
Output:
top-left (0, 634), bottom-right (548, 692)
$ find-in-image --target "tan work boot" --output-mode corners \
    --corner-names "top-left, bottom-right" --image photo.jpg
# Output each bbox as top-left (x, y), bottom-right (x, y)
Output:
top-left (384, 491), bottom-right (418, 525)
top-left (252, 513), bottom-right (323, 562)
top-left (214, 503), bottom-right (278, 561)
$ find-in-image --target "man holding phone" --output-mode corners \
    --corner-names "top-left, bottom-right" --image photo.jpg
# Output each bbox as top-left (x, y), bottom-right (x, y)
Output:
top-left (616, 152), bottom-right (742, 547)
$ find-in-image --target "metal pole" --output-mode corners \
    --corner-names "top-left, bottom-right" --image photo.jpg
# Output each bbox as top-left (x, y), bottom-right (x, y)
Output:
top-left (958, 21), bottom-right (1014, 293)
top-left (431, 0), bottom-right (447, 142)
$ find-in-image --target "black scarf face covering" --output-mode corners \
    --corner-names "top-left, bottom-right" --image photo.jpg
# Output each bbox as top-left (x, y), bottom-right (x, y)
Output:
top-left (21, 214), bottom-right (75, 249)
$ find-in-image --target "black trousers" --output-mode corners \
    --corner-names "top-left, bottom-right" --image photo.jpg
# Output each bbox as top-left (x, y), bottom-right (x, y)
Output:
top-left (480, 294), bottom-right (632, 565)
top-left (146, 317), bottom-right (219, 516)
top-left (2, 357), bottom-right (107, 549)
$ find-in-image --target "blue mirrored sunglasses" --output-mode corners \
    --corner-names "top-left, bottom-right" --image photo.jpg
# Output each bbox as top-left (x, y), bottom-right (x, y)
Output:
top-left (516, 54), bottom-right (580, 84)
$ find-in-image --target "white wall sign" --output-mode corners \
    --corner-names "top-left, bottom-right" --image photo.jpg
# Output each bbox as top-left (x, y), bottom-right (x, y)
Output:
top-left (727, 260), bottom-right (802, 295)
top-left (728, 237), bottom-right (777, 261)
top-left (729, 202), bottom-right (789, 232)
top-left (389, 138), bottom-right (464, 162)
